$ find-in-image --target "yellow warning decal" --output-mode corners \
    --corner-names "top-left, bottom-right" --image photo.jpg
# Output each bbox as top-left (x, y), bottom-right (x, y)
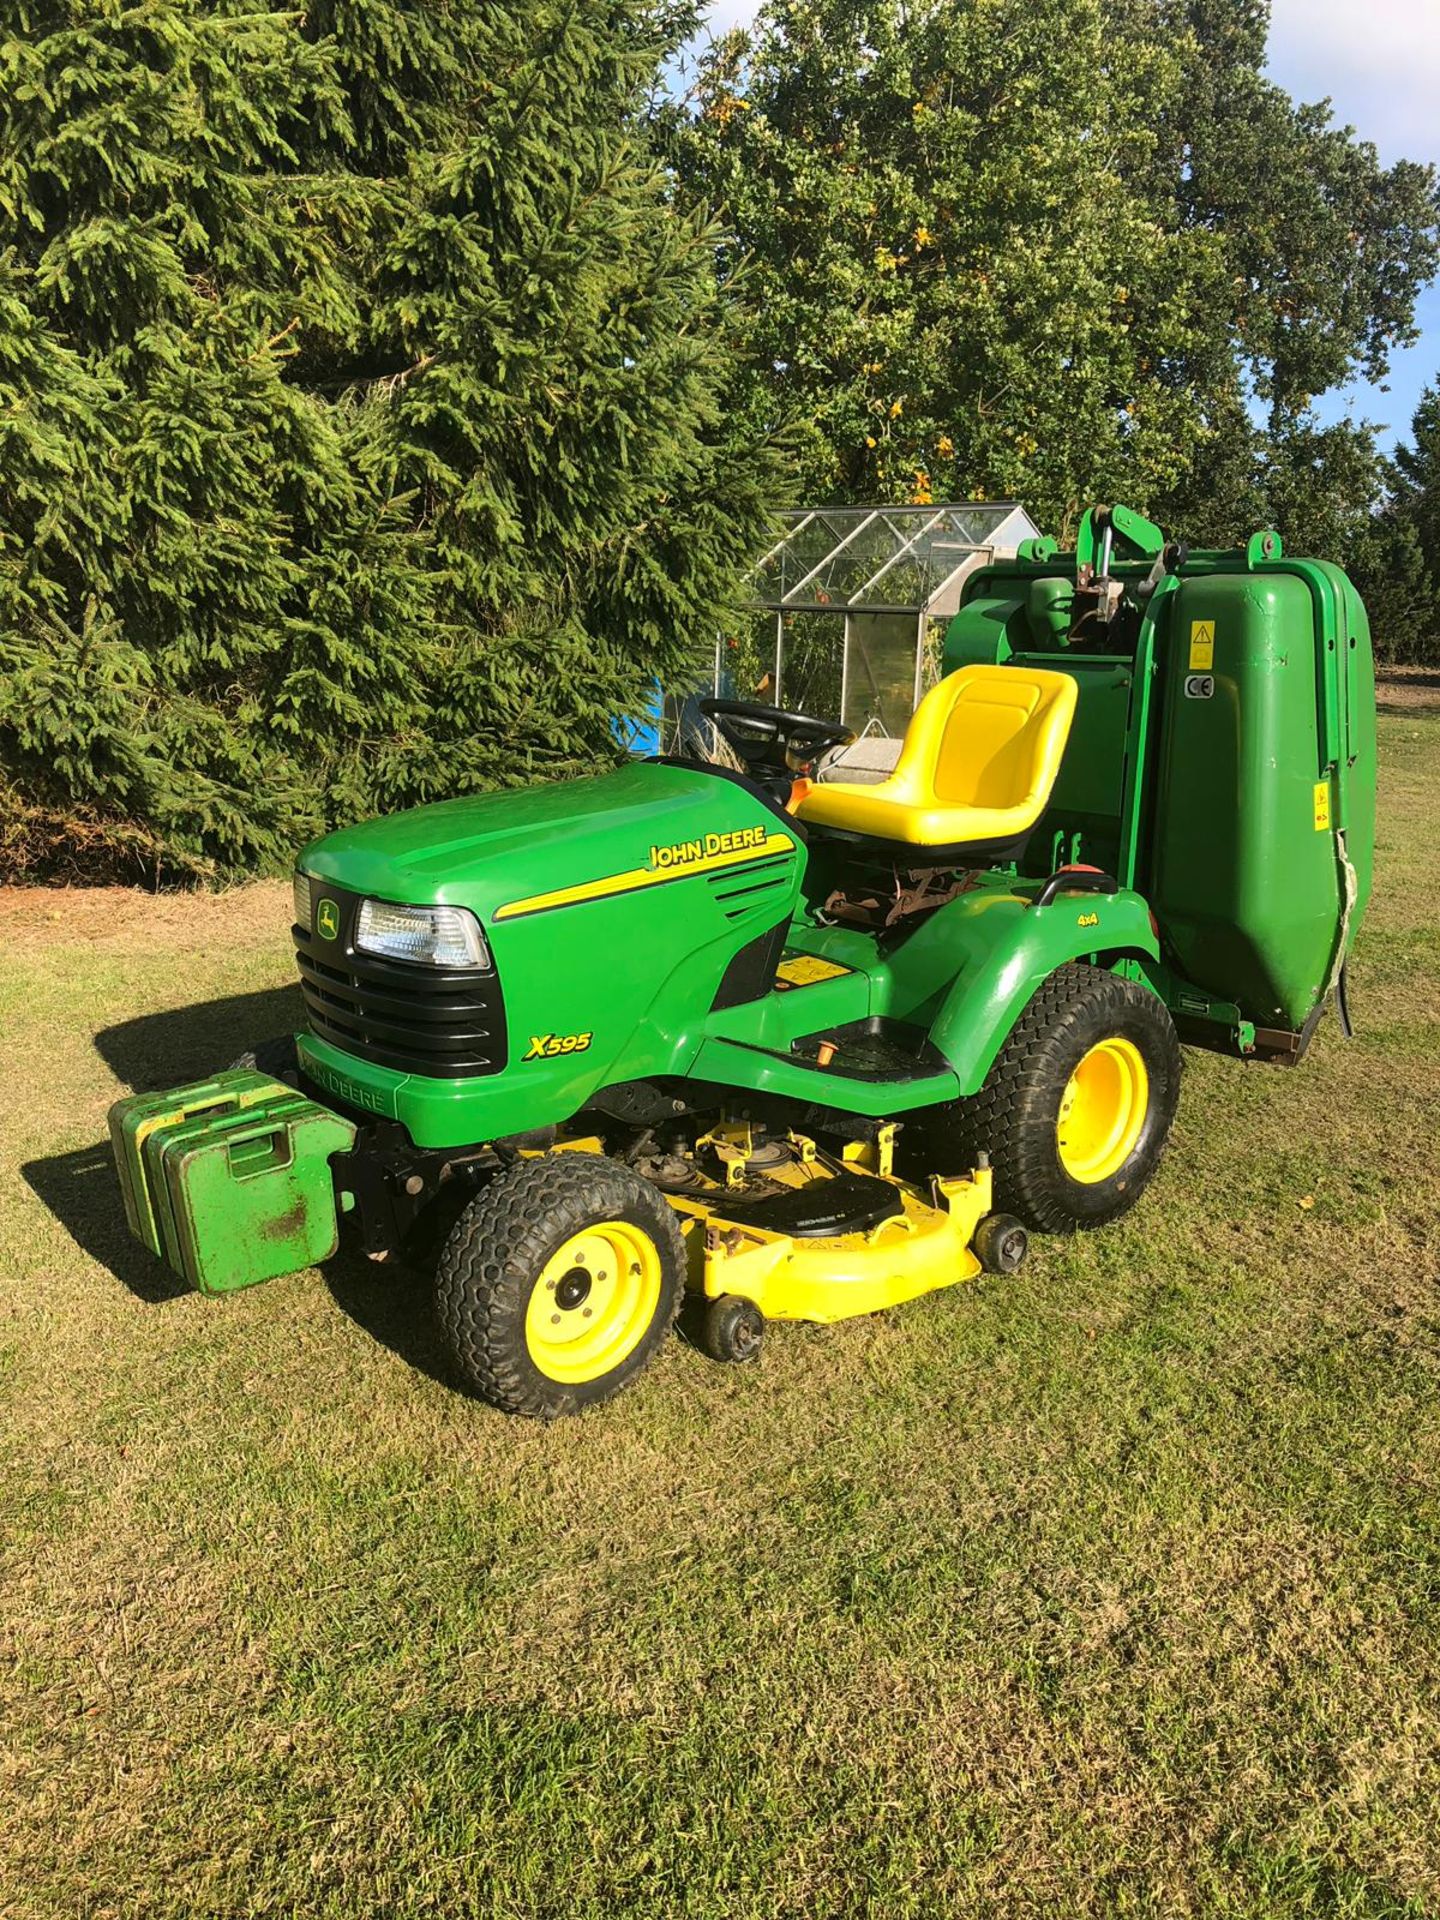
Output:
top-left (494, 830), bottom-right (796, 921)
top-left (1313, 780), bottom-right (1332, 832)
top-left (775, 953), bottom-right (852, 990)
top-left (1188, 620), bottom-right (1215, 671)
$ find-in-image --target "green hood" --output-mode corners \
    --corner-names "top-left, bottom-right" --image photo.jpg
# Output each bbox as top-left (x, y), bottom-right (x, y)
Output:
top-left (298, 761), bottom-right (792, 923)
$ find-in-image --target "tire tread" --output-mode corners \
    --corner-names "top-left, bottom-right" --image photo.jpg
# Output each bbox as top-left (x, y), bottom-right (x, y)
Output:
top-left (434, 1154), bottom-right (685, 1418)
top-left (933, 963), bottom-right (1182, 1233)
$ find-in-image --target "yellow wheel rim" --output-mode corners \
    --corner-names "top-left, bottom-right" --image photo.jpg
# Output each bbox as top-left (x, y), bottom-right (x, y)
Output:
top-left (524, 1220), bottom-right (663, 1385)
top-left (1056, 1038), bottom-right (1150, 1185)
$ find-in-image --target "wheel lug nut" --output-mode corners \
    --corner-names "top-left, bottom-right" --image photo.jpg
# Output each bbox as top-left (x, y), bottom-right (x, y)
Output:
top-left (551, 1313), bottom-right (561, 1325)
top-left (582, 1307), bottom-right (592, 1318)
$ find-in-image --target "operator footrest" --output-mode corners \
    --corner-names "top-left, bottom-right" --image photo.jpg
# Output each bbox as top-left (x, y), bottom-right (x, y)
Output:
top-left (711, 1171), bottom-right (904, 1239)
top-left (790, 1016), bottom-right (949, 1082)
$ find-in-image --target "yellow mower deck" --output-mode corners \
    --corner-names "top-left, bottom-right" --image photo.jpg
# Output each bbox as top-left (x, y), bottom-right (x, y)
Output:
top-left (675, 1170), bottom-right (992, 1323)
top-left (535, 1124), bottom-right (993, 1326)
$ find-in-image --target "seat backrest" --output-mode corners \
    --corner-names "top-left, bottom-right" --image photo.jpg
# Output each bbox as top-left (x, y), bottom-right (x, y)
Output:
top-left (894, 664), bottom-right (1077, 814)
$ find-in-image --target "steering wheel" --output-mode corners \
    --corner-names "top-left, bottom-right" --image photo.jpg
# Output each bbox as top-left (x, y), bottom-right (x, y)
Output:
top-left (697, 697), bottom-right (855, 777)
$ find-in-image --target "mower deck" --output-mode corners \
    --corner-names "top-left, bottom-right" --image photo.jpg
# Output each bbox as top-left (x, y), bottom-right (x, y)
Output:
top-left (553, 1119), bottom-right (997, 1327)
top-left (672, 1168), bottom-right (992, 1325)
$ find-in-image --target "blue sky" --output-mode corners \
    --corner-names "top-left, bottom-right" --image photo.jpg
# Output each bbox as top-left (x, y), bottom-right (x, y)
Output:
top-left (699, 0), bottom-right (1440, 452)
top-left (1267, 0), bottom-right (1440, 449)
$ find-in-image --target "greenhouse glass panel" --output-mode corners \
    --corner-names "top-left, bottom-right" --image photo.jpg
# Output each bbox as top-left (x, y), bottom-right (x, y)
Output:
top-left (778, 613), bottom-right (845, 717)
top-left (723, 499), bottom-right (1041, 733)
top-left (843, 614), bottom-right (922, 736)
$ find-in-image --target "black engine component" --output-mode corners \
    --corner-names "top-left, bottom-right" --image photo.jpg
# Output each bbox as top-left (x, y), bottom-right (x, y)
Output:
top-left (709, 1170), bottom-right (904, 1239)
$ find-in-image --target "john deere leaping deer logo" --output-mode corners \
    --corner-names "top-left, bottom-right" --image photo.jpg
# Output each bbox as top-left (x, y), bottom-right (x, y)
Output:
top-left (316, 898), bottom-right (341, 941)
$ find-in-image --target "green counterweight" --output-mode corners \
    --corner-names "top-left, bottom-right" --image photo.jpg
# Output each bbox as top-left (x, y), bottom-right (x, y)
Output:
top-left (109, 1073), bottom-right (356, 1294)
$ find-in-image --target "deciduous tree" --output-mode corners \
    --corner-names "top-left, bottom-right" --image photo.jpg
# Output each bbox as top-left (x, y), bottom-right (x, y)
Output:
top-left (669, 0), bottom-right (1439, 551)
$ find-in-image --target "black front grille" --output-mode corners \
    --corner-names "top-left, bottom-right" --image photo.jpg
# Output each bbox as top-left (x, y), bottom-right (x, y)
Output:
top-left (294, 889), bottom-right (506, 1079)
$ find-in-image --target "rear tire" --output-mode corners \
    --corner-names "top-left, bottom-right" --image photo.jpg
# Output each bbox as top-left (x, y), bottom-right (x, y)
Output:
top-left (922, 963), bottom-right (1181, 1233)
top-left (435, 1154), bottom-right (685, 1418)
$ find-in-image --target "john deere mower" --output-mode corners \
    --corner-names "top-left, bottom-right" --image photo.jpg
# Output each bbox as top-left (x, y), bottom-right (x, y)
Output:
top-left (111, 506), bottom-right (1376, 1416)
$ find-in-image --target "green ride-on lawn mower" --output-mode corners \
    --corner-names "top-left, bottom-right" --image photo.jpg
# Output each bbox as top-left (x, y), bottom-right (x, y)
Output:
top-left (111, 505), bottom-right (1376, 1417)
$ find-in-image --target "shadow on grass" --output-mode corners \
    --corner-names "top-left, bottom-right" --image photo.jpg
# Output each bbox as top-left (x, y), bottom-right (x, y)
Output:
top-left (21, 1139), bottom-right (189, 1303)
top-left (21, 1136), bottom-right (465, 1392)
top-left (1375, 666), bottom-right (1440, 715)
top-left (94, 983), bottom-right (305, 1093)
top-left (320, 1248), bottom-right (467, 1397)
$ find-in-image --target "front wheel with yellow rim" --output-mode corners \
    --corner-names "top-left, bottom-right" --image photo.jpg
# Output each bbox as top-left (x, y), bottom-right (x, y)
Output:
top-left (435, 1155), bottom-right (684, 1418)
top-left (918, 963), bottom-right (1182, 1233)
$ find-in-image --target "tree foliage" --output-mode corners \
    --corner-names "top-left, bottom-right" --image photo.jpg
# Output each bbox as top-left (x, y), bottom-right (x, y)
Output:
top-left (0, 0), bottom-right (778, 879)
top-left (1349, 384), bottom-right (1440, 665)
top-left (668, 0), bottom-right (1440, 551)
top-left (1, 0), bottom-right (1435, 884)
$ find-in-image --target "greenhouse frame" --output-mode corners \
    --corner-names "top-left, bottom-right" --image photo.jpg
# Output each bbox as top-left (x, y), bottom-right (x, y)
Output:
top-left (739, 501), bottom-right (1040, 738)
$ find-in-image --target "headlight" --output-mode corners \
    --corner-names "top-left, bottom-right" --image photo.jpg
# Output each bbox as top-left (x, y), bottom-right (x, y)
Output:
top-left (292, 870), bottom-right (312, 933)
top-left (354, 898), bottom-right (490, 970)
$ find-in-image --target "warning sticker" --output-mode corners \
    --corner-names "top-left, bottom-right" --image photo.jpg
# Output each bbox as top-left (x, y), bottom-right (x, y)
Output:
top-left (1189, 620), bottom-right (1215, 670)
top-left (1313, 780), bottom-right (1332, 832)
top-left (775, 952), bottom-right (852, 990)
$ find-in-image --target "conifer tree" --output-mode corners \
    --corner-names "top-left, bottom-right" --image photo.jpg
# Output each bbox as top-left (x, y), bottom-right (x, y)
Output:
top-left (0, 0), bottom-right (777, 877)
top-left (1349, 383), bottom-right (1440, 665)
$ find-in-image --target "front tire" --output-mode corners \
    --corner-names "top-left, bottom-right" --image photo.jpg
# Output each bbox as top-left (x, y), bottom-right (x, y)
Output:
top-left (434, 1154), bottom-right (685, 1418)
top-left (925, 963), bottom-right (1182, 1233)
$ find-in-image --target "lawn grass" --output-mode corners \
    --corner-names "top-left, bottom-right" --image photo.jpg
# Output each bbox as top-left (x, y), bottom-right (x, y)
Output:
top-left (2, 710), bottom-right (1438, 1919)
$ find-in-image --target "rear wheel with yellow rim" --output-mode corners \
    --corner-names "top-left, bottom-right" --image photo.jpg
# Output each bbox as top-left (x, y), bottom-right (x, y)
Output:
top-left (435, 1154), bottom-right (684, 1417)
top-left (918, 963), bottom-right (1181, 1233)
top-left (1056, 1037), bottom-right (1150, 1185)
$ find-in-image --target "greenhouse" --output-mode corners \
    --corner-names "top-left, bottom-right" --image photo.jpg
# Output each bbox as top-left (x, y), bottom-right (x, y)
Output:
top-left (739, 501), bottom-right (1039, 734)
top-left (645, 502), bottom-right (1039, 761)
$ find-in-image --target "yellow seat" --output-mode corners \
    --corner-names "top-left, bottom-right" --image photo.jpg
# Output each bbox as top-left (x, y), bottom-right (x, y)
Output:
top-left (796, 663), bottom-right (1078, 850)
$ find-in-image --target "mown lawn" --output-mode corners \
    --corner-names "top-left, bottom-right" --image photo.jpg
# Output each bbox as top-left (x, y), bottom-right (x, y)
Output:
top-left (2, 709), bottom-right (1438, 1919)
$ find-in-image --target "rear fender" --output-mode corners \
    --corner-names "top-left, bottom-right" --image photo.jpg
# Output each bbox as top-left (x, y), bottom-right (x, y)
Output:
top-left (922, 888), bottom-right (1160, 1094)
